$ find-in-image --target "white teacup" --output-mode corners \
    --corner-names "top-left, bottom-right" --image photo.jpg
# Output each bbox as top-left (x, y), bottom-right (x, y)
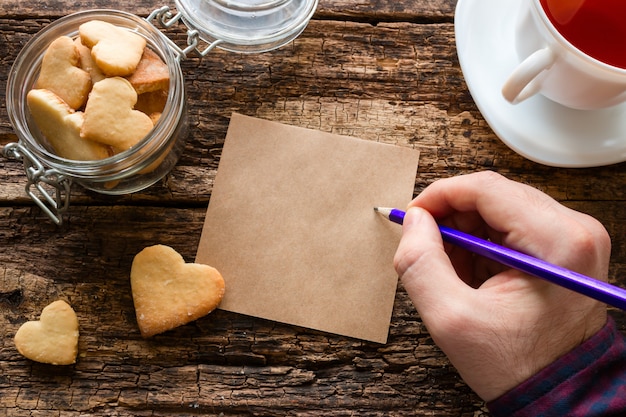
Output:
top-left (502, 0), bottom-right (626, 110)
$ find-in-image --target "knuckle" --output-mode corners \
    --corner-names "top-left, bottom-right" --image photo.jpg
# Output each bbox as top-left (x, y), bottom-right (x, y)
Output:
top-left (571, 219), bottom-right (611, 257)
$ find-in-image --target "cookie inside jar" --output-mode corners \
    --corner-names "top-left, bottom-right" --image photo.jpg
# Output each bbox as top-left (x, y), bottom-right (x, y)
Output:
top-left (6, 9), bottom-right (188, 201)
top-left (27, 19), bottom-right (170, 162)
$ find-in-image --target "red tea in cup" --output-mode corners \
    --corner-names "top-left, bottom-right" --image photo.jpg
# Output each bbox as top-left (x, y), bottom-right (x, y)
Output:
top-left (541, 0), bottom-right (626, 69)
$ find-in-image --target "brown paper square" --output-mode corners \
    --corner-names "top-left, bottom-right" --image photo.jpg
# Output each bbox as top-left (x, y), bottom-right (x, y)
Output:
top-left (196, 113), bottom-right (420, 343)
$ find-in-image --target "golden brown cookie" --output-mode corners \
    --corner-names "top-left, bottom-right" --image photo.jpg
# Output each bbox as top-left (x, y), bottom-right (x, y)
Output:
top-left (135, 89), bottom-right (169, 116)
top-left (81, 77), bottom-right (154, 151)
top-left (35, 35), bottom-right (92, 110)
top-left (79, 20), bottom-right (147, 76)
top-left (27, 89), bottom-right (112, 160)
top-left (127, 48), bottom-right (170, 95)
top-left (130, 245), bottom-right (225, 338)
top-left (14, 300), bottom-right (79, 365)
top-left (74, 36), bottom-right (106, 85)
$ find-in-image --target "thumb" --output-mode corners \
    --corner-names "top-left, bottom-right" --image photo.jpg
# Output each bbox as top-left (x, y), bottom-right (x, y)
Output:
top-left (394, 207), bottom-right (469, 314)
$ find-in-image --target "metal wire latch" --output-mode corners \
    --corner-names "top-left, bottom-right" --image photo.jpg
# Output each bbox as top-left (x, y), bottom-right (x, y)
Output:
top-left (2, 142), bottom-right (71, 225)
top-left (146, 6), bottom-right (223, 60)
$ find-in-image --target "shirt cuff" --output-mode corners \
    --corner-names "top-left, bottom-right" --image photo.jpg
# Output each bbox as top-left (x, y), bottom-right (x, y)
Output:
top-left (487, 317), bottom-right (626, 417)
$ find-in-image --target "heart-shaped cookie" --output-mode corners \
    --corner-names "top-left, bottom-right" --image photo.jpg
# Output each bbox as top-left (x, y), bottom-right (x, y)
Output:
top-left (14, 300), bottom-right (79, 365)
top-left (130, 245), bottom-right (225, 338)
top-left (27, 89), bottom-right (112, 161)
top-left (81, 77), bottom-right (154, 151)
top-left (79, 20), bottom-right (146, 76)
top-left (35, 35), bottom-right (92, 109)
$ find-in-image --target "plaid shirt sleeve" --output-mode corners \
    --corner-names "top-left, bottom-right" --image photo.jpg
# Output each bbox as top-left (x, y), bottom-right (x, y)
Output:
top-left (487, 317), bottom-right (626, 417)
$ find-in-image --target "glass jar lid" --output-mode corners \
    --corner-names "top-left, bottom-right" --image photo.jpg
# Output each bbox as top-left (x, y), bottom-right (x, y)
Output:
top-left (174, 0), bottom-right (318, 53)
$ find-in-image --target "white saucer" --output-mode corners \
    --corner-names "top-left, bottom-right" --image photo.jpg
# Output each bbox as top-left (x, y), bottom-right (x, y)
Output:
top-left (455, 0), bottom-right (626, 167)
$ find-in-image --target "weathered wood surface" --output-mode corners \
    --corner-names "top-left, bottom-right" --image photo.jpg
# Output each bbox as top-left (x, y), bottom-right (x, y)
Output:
top-left (1, 0), bottom-right (625, 415)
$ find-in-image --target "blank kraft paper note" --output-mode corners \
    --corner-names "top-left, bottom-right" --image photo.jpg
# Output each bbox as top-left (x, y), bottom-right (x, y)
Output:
top-left (196, 113), bottom-right (420, 343)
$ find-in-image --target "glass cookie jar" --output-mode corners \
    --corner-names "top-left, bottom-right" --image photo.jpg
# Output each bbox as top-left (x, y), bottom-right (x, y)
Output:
top-left (3, 0), bottom-right (318, 224)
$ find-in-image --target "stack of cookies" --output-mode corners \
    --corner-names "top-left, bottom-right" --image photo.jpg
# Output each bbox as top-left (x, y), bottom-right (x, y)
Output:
top-left (28, 20), bottom-right (170, 161)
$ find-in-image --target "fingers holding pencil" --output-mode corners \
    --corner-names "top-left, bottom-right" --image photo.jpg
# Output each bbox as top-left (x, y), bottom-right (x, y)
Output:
top-left (385, 171), bottom-right (611, 401)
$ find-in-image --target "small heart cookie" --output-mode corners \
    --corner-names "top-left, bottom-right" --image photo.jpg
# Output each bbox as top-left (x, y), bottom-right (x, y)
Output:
top-left (14, 300), bottom-right (79, 365)
top-left (27, 89), bottom-right (112, 160)
top-left (130, 245), bottom-right (225, 338)
top-left (81, 77), bottom-right (154, 151)
top-left (35, 35), bottom-right (91, 109)
top-left (79, 20), bottom-right (147, 76)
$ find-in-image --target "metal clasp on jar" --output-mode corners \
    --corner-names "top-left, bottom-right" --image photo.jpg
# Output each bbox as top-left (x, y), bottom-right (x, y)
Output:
top-left (146, 6), bottom-right (223, 60)
top-left (3, 9), bottom-right (195, 226)
top-left (2, 142), bottom-right (71, 225)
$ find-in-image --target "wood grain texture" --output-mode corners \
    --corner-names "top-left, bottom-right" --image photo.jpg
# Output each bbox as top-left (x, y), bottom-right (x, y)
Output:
top-left (1, 0), bottom-right (625, 415)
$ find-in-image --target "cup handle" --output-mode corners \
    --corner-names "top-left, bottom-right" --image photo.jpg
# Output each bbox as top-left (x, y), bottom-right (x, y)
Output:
top-left (502, 48), bottom-right (556, 104)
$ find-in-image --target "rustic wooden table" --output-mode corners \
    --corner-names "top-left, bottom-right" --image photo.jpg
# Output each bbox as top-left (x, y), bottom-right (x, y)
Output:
top-left (1, 1), bottom-right (625, 415)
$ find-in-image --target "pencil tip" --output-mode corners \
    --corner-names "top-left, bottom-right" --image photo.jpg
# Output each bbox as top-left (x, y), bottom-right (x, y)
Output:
top-left (374, 207), bottom-right (394, 218)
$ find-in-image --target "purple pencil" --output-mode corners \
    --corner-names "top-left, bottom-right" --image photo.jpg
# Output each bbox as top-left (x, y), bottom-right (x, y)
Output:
top-left (375, 207), bottom-right (626, 311)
